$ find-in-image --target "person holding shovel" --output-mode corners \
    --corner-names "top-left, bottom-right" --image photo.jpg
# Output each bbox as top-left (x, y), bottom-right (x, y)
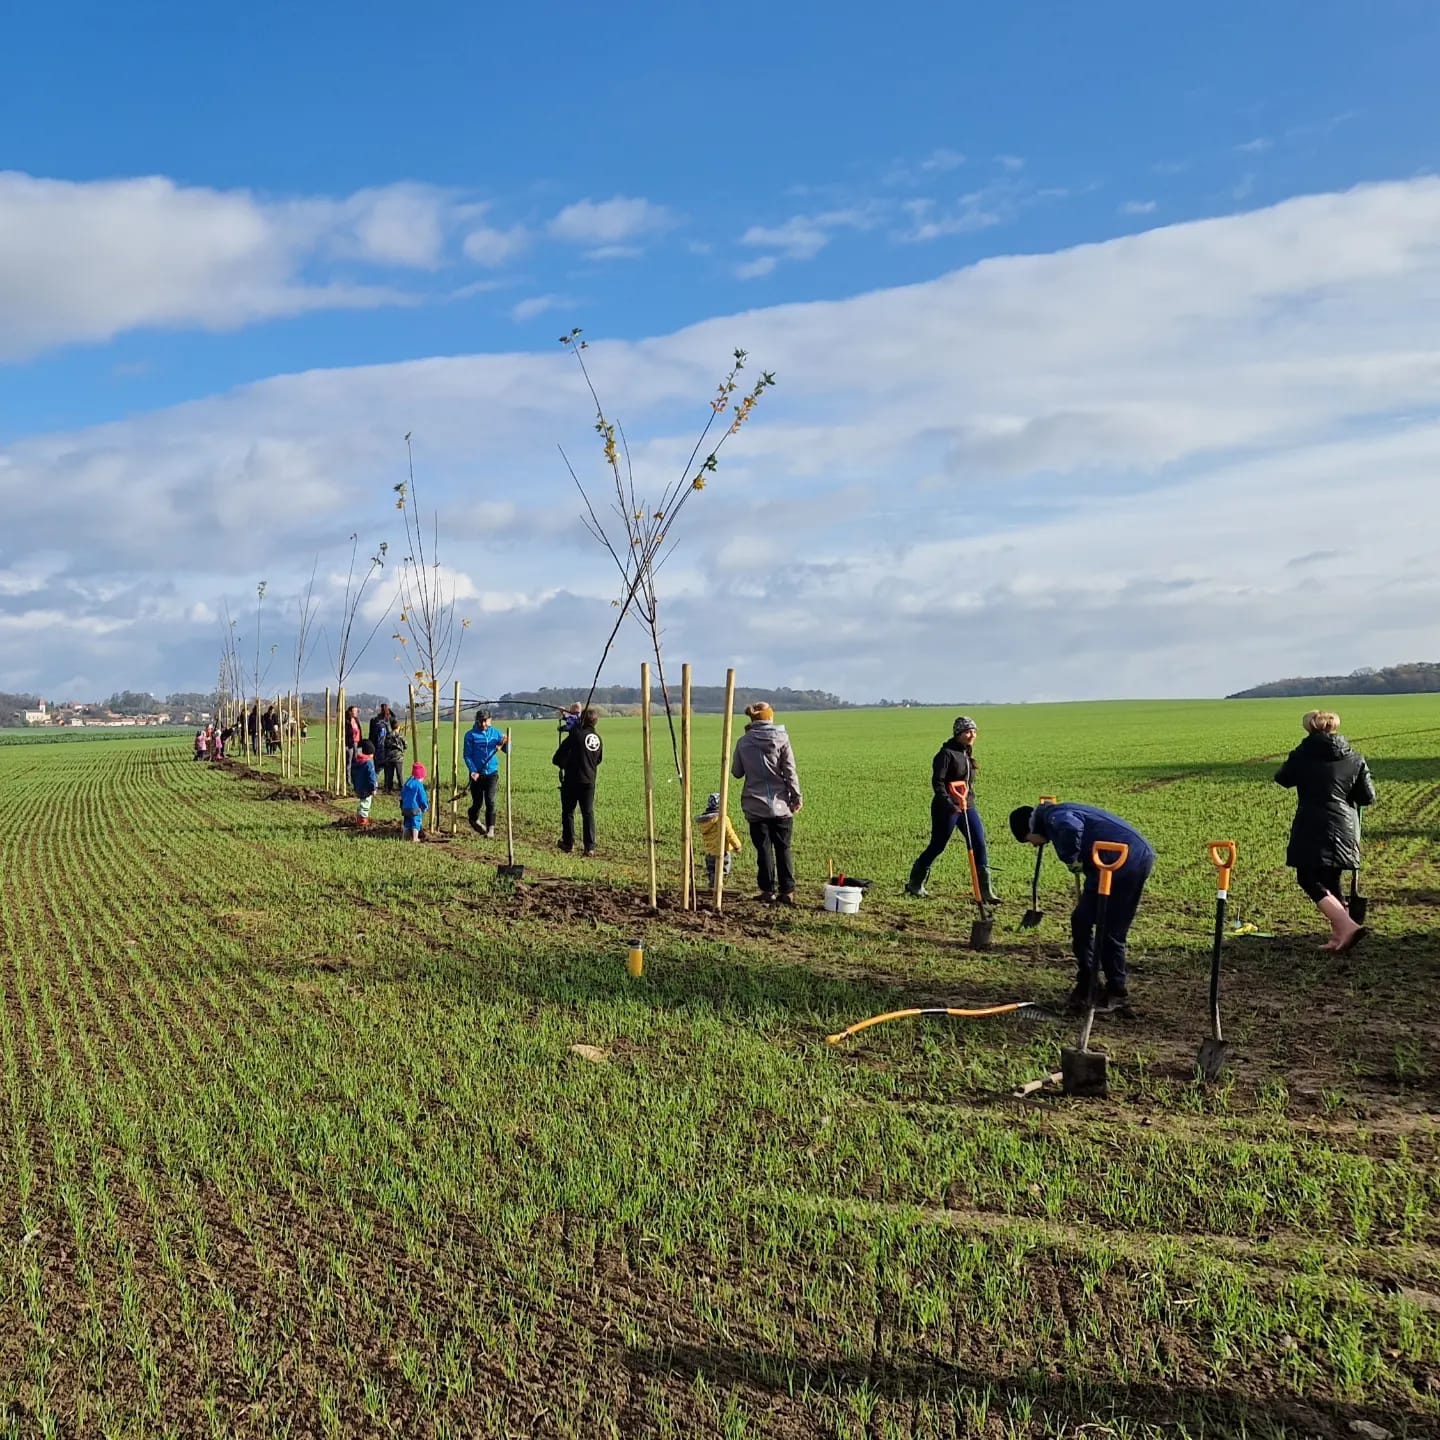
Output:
top-left (906, 716), bottom-right (999, 902)
top-left (463, 708), bottom-right (509, 837)
top-left (1274, 710), bottom-right (1375, 953)
top-left (1010, 801), bottom-right (1155, 1012)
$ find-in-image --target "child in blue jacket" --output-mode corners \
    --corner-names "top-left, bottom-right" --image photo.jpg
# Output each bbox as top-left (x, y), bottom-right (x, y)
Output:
top-left (351, 741), bottom-right (378, 827)
top-left (400, 762), bottom-right (429, 842)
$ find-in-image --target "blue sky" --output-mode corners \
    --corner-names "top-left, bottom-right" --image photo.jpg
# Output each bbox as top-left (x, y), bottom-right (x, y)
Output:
top-left (3, 1), bottom-right (1440, 701)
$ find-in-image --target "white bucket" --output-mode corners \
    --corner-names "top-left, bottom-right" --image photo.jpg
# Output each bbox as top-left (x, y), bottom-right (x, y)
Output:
top-left (823, 883), bottom-right (863, 914)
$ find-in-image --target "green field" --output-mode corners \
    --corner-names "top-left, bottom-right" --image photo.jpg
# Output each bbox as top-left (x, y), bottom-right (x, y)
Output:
top-left (1, 696), bottom-right (1437, 1438)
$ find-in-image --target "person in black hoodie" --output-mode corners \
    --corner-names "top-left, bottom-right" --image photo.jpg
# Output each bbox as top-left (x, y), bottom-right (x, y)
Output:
top-left (1274, 709), bottom-right (1376, 952)
top-left (906, 715), bottom-right (999, 902)
top-left (553, 707), bottom-right (603, 855)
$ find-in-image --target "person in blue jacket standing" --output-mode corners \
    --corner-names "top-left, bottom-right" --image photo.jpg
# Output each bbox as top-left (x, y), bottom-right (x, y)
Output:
top-left (1010, 801), bottom-right (1155, 1012)
top-left (463, 709), bottom-right (509, 837)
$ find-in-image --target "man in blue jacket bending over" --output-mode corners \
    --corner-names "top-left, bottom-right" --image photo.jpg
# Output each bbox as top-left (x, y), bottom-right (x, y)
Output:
top-left (464, 709), bottom-right (509, 837)
top-left (1010, 802), bottom-right (1155, 1013)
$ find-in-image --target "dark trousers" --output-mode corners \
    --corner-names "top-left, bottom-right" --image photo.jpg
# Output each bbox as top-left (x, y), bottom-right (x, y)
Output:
top-left (560, 781), bottom-right (596, 852)
top-left (381, 760), bottom-right (401, 793)
top-left (748, 816), bottom-right (795, 896)
top-left (909, 796), bottom-right (988, 889)
top-left (469, 772), bottom-right (499, 830)
top-left (1296, 866), bottom-right (1343, 903)
top-left (1071, 857), bottom-right (1153, 992)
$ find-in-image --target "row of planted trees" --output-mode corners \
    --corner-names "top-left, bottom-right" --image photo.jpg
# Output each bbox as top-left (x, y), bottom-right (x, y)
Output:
top-left (212, 331), bottom-right (775, 863)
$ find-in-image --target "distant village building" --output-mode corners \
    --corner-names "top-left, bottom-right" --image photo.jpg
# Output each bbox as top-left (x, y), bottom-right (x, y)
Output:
top-left (22, 700), bottom-right (49, 725)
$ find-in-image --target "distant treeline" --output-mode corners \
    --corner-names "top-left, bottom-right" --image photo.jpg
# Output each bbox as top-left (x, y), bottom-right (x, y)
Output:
top-left (1228, 663), bottom-right (1440, 700)
top-left (0, 692), bottom-right (40, 728)
top-left (483, 685), bottom-right (860, 718)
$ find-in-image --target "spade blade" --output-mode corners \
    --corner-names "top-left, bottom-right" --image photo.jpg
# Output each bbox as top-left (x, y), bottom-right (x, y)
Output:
top-left (1196, 1036), bottom-right (1232, 1082)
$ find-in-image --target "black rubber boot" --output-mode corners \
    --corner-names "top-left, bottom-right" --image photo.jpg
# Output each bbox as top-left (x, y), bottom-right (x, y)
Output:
top-left (978, 866), bottom-right (1002, 906)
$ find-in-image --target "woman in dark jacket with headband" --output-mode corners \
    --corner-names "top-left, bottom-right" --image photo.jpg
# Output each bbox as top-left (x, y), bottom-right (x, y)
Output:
top-left (906, 715), bottom-right (999, 902)
top-left (1275, 709), bottom-right (1375, 953)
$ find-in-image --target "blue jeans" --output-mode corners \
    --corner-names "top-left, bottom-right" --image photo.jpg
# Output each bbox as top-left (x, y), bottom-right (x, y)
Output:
top-left (1071, 855), bottom-right (1153, 991)
top-left (909, 796), bottom-right (989, 890)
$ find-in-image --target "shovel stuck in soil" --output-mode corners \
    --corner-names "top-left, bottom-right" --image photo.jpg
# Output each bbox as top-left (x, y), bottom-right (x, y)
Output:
top-left (1196, 840), bottom-right (1237, 1082)
top-left (950, 782), bottom-right (994, 949)
top-left (1019, 795), bottom-right (1059, 930)
top-left (1061, 840), bottom-right (1130, 1098)
top-left (495, 734), bottom-right (526, 880)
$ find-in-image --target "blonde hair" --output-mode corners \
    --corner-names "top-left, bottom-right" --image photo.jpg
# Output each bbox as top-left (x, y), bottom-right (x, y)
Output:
top-left (1303, 709), bottom-right (1340, 734)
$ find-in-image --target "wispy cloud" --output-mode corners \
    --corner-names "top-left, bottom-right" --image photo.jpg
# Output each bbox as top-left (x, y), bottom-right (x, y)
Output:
top-left (921, 148), bottom-right (967, 173)
top-left (994, 154), bottom-right (1025, 171)
top-left (547, 196), bottom-right (676, 246)
top-left (739, 207), bottom-right (877, 263)
top-left (510, 294), bottom-right (570, 322)
top-left (1120, 199), bottom-right (1158, 216)
top-left (1233, 173), bottom-right (1257, 201)
top-left (1236, 137), bottom-right (1273, 154)
top-left (735, 255), bottom-right (778, 281)
top-left (462, 222), bottom-right (530, 267)
top-left (1152, 160), bottom-right (1190, 176)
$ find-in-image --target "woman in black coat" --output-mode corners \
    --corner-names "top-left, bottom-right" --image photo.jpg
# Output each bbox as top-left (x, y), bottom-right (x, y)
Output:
top-left (1274, 709), bottom-right (1376, 952)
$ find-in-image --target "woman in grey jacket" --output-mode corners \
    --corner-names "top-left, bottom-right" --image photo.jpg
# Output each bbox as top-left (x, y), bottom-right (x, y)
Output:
top-left (731, 702), bottom-right (803, 905)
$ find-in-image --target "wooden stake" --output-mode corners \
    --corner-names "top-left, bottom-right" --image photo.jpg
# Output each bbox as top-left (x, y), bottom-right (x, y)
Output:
top-left (680, 663), bottom-right (693, 910)
top-left (430, 679), bottom-right (440, 814)
top-left (407, 683), bottom-right (418, 770)
top-left (336, 685), bottom-right (346, 796)
top-left (451, 680), bottom-right (462, 835)
top-left (323, 687), bottom-right (331, 793)
top-left (713, 668), bottom-right (737, 912)
top-left (641, 662), bottom-right (658, 910)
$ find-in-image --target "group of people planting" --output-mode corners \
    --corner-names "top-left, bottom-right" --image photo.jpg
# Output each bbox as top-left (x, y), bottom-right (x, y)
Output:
top-left (899, 707), bottom-right (1374, 1013)
top-left (258, 695), bottom-right (1377, 1007)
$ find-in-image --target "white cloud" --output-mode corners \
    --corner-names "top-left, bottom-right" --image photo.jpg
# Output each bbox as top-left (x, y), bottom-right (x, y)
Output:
top-left (334, 182), bottom-right (451, 268)
top-left (547, 196), bottom-right (676, 246)
top-left (735, 256), bottom-right (778, 281)
top-left (510, 294), bottom-right (569, 322)
top-left (739, 208), bottom-right (877, 261)
top-left (6, 178), bottom-right (1440, 700)
top-left (995, 154), bottom-right (1025, 171)
top-left (0, 172), bottom-right (455, 360)
top-left (1236, 137), bottom-right (1273, 154)
top-left (1120, 200), bottom-right (1158, 216)
top-left (462, 222), bottom-right (530, 267)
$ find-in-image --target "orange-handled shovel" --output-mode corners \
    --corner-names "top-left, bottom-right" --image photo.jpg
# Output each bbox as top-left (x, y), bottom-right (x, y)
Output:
top-left (949, 781), bottom-right (994, 950)
top-left (1196, 841), bottom-right (1237, 1081)
top-left (1061, 840), bottom-right (1129, 1098)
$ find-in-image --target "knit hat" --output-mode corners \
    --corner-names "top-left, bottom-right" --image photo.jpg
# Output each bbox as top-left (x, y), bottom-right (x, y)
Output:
top-left (744, 702), bottom-right (774, 723)
top-left (1009, 806), bottom-right (1036, 842)
top-left (953, 715), bottom-right (977, 736)
top-left (411, 762), bottom-right (427, 779)
top-left (704, 792), bottom-right (721, 812)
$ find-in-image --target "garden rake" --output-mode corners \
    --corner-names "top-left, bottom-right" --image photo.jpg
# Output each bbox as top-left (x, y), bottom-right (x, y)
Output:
top-left (1196, 840), bottom-right (1236, 1082)
top-left (1061, 840), bottom-right (1129, 1099)
top-left (1019, 794), bottom-right (1058, 930)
